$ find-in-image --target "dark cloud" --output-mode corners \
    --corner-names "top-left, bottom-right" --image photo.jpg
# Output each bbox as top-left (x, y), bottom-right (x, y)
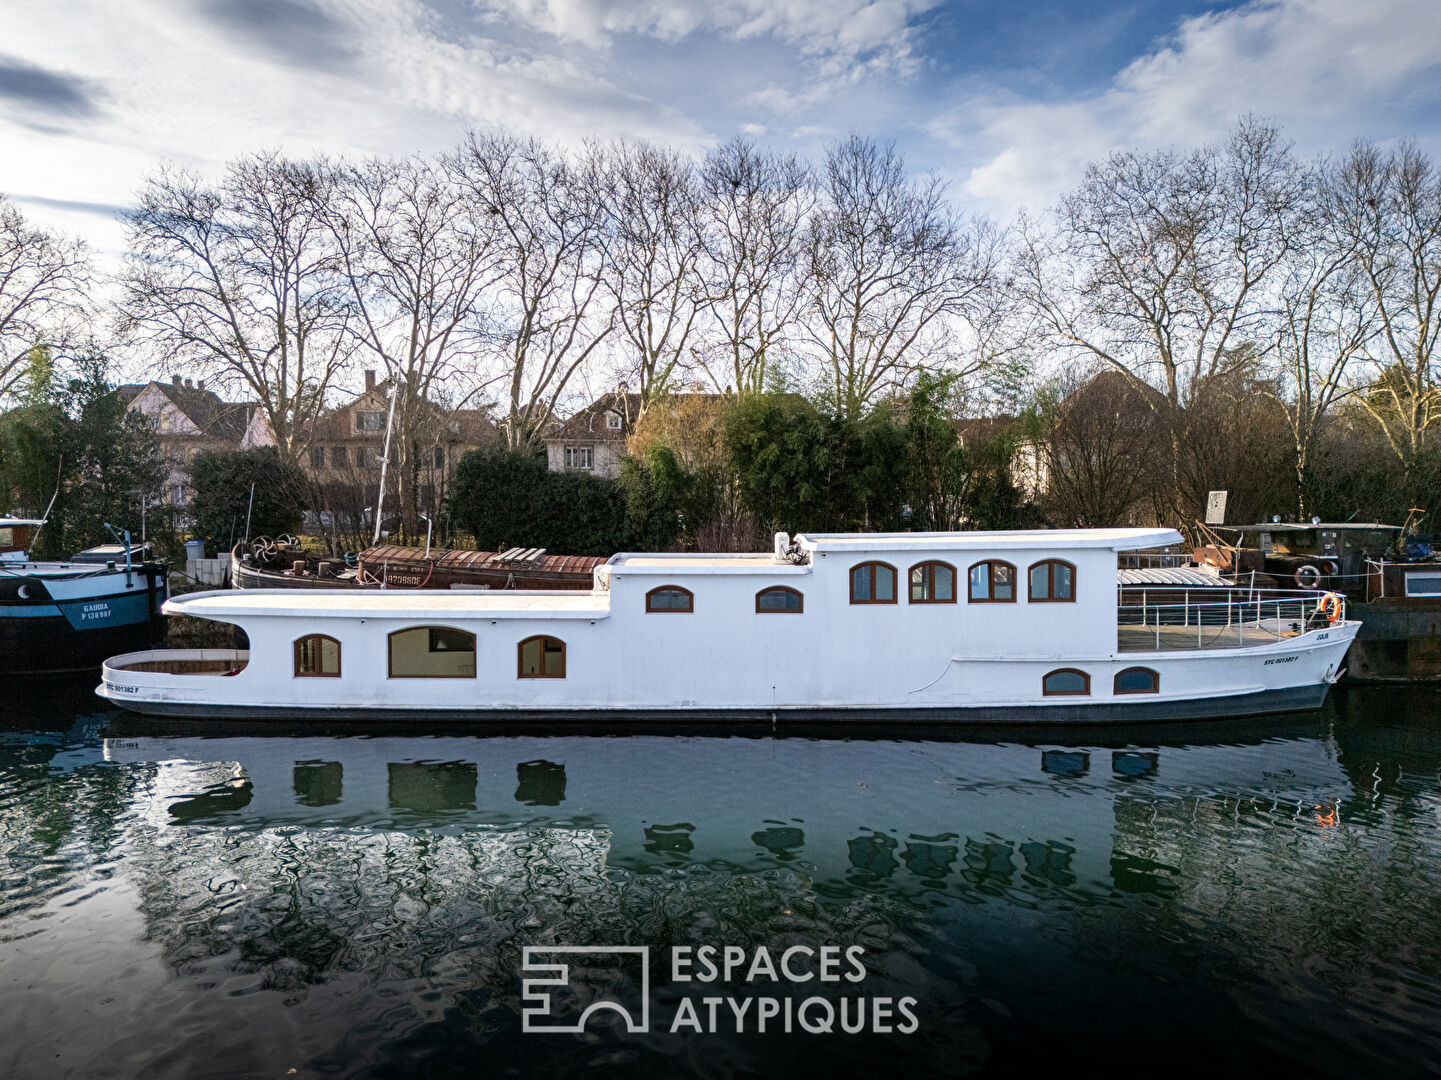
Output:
top-left (0, 56), bottom-right (105, 119)
top-left (11, 194), bottom-right (133, 220)
top-left (196, 0), bottom-right (358, 71)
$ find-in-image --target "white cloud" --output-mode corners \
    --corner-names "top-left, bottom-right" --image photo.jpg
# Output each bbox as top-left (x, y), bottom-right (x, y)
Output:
top-left (948, 0), bottom-right (1441, 218)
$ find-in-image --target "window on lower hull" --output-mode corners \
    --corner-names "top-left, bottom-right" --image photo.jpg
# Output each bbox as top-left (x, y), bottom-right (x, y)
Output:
top-left (518, 635), bottom-right (566, 678)
top-left (388, 626), bottom-right (476, 678)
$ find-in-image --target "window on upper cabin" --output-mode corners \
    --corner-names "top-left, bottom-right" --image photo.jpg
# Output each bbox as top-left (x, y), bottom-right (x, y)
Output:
top-left (294, 634), bottom-right (341, 677)
top-left (358, 411), bottom-right (385, 432)
top-left (756, 586), bottom-right (803, 613)
top-left (387, 625), bottom-right (476, 678)
top-left (1028, 560), bottom-right (1075, 602)
top-left (850, 561), bottom-right (897, 604)
top-left (646, 585), bottom-right (694, 612)
top-left (605, 411), bottom-right (622, 430)
top-left (909, 561), bottom-right (956, 603)
top-left (564, 446), bottom-right (594, 470)
top-left (1114, 667), bottom-right (1159, 695)
top-left (1042, 668), bottom-right (1090, 696)
top-left (331, 446), bottom-right (348, 468)
top-left (309, 446), bottom-right (326, 469)
top-left (968, 560), bottom-right (1016, 602)
top-left (518, 635), bottom-right (566, 678)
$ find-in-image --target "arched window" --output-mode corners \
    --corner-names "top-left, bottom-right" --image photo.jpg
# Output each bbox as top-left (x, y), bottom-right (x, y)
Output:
top-left (1114, 667), bottom-right (1160, 695)
top-left (518, 635), bottom-right (566, 678)
top-left (908, 561), bottom-right (956, 603)
top-left (293, 634), bottom-right (340, 677)
top-left (1029, 559), bottom-right (1076, 602)
top-left (1042, 668), bottom-right (1090, 696)
top-left (756, 586), bottom-right (804, 613)
top-left (968, 560), bottom-right (1016, 602)
top-left (388, 626), bottom-right (476, 678)
top-left (646, 585), bottom-right (694, 613)
top-left (850, 561), bottom-right (897, 604)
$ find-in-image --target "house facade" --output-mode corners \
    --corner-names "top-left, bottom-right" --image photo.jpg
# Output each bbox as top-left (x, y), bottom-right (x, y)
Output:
top-left (544, 390), bottom-right (728, 479)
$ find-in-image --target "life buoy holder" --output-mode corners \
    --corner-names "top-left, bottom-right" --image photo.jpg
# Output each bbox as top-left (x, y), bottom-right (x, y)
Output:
top-left (1317, 592), bottom-right (1342, 624)
top-left (1294, 564), bottom-right (1322, 589)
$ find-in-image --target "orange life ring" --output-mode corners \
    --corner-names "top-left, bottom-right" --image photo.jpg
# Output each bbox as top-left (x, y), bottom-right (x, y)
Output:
top-left (1317, 592), bottom-right (1342, 624)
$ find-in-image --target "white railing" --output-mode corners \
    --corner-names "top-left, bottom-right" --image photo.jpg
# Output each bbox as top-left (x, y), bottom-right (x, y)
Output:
top-left (1117, 590), bottom-right (1344, 650)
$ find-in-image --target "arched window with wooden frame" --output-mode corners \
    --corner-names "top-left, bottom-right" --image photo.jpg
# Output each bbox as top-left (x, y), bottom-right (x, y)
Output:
top-left (849, 561), bottom-right (897, 604)
top-left (518, 635), bottom-right (566, 678)
top-left (646, 585), bottom-right (694, 613)
top-left (1042, 668), bottom-right (1091, 696)
top-left (968, 560), bottom-right (1016, 602)
top-left (387, 626), bottom-right (476, 678)
top-left (755, 585), bottom-right (804, 613)
top-left (293, 634), bottom-right (341, 677)
top-left (1028, 559), bottom-right (1076, 602)
top-left (908, 561), bottom-right (956, 603)
top-left (1114, 667), bottom-right (1160, 695)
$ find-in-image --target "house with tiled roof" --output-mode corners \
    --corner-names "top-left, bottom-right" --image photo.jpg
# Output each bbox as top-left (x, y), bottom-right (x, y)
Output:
top-left (119, 376), bottom-right (271, 507)
top-left (544, 389), bottom-right (728, 479)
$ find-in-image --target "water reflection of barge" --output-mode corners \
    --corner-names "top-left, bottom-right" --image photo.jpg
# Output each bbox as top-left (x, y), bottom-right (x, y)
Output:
top-left (100, 528), bottom-right (1358, 723)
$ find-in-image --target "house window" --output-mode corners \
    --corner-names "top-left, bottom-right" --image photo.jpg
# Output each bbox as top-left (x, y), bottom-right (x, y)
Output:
top-left (294, 634), bottom-right (341, 678)
top-left (1114, 667), bottom-right (1159, 695)
top-left (387, 626), bottom-right (476, 678)
top-left (850, 561), bottom-right (897, 604)
top-left (606, 411), bottom-right (622, 430)
top-left (331, 446), bottom-right (348, 468)
top-left (756, 586), bottom-right (803, 613)
top-left (1042, 668), bottom-right (1090, 696)
top-left (1028, 560), bottom-right (1075, 602)
top-left (518, 635), bottom-right (566, 678)
top-left (564, 446), bottom-right (594, 470)
top-left (358, 411), bottom-right (385, 432)
top-left (909, 561), bottom-right (956, 603)
top-left (968, 561), bottom-right (1016, 602)
top-left (433, 446), bottom-right (445, 469)
top-left (646, 585), bottom-right (694, 612)
top-left (309, 446), bottom-right (326, 468)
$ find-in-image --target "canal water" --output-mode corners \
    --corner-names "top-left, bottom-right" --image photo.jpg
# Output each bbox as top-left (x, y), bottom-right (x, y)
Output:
top-left (3, 684), bottom-right (1441, 1079)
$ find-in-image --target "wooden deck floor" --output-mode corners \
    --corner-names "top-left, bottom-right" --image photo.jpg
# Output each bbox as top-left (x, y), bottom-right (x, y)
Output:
top-left (1117, 624), bottom-right (1303, 652)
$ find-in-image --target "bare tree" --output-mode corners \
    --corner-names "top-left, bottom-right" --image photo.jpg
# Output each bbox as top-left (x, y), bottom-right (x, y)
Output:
top-left (322, 154), bottom-right (500, 537)
top-left (0, 196), bottom-right (90, 399)
top-left (119, 154), bottom-right (351, 461)
top-left (448, 132), bottom-right (611, 451)
top-left (1268, 158), bottom-right (1376, 516)
top-left (1014, 117), bottom-right (1304, 410)
top-left (1334, 140), bottom-right (1441, 469)
top-left (804, 136), bottom-right (1001, 418)
top-left (594, 140), bottom-right (706, 417)
top-left (696, 138), bottom-right (813, 394)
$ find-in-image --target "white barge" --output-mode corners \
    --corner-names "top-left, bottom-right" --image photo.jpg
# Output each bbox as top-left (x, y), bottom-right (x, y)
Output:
top-left (96, 529), bottom-right (1358, 724)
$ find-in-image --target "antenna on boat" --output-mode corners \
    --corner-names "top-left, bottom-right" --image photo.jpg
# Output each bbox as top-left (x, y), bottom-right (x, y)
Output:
top-left (25, 455), bottom-right (63, 558)
top-left (373, 375), bottom-right (399, 545)
top-left (103, 522), bottom-right (133, 587)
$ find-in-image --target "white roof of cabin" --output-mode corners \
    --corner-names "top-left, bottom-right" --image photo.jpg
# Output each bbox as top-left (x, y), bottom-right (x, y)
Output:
top-left (797, 528), bottom-right (1182, 552)
top-left (166, 589), bottom-right (609, 620)
top-left (606, 553), bottom-right (808, 574)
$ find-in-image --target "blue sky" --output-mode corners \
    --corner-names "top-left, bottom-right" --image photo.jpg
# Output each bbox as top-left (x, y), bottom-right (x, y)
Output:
top-left (2, 0), bottom-right (1439, 257)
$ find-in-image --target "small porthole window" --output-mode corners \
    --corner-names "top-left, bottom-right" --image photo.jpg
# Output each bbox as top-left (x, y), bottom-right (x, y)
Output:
top-left (294, 634), bottom-right (340, 678)
top-left (518, 635), bottom-right (566, 678)
top-left (909, 561), bottom-right (956, 603)
top-left (1114, 667), bottom-right (1159, 695)
top-left (968, 560), bottom-right (1016, 602)
top-left (1042, 668), bottom-right (1090, 696)
top-left (850, 561), bottom-right (897, 604)
top-left (756, 586), bottom-right (803, 613)
top-left (1028, 560), bottom-right (1075, 602)
top-left (646, 585), bottom-right (694, 613)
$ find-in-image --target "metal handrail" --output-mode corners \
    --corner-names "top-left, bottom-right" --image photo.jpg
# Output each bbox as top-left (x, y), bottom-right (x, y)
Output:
top-left (1117, 593), bottom-right (1344, 650)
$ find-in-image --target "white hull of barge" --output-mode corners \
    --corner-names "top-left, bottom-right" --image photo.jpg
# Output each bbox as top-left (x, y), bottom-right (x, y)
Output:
top-left (96, 529), bottom-right (1358, 725)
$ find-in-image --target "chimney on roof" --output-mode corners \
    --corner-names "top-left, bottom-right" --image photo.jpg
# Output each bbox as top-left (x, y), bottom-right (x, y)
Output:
top-left (183, 378), bottom-right (193, 390)
top-left (365, 370), bottom-right (376, 392)
top-left (172, 375), bottom-right (182, 388)
top-left (197, 379), bottom-right (205, 392)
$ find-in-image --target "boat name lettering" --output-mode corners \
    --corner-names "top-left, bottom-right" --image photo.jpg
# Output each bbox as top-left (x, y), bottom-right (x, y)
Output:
top-left (1263, 656), bottom-right (1298, 666)
top-left (80, 602), bottom-right (112, 620)
top-left (103, 681), bottom-right (138, 694)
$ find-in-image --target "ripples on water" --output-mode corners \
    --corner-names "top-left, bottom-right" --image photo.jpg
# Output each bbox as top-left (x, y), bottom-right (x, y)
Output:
top-left (2, 684), bottom-right (1441, 1078)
